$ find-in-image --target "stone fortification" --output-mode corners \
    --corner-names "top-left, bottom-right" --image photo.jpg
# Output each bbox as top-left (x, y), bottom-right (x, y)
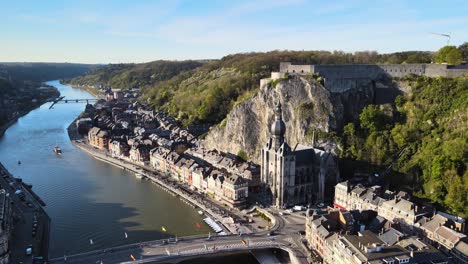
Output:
top-left (205, 62), bottom-right (467, 163)
top-left (266, 62), bottom-right (468, 93)
top-left (276, 62), bottom-right (467, 80)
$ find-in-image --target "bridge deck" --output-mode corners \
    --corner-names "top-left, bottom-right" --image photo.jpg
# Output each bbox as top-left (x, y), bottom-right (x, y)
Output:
top-left (49, 97), bottom-right (99, 109)
top-left (49, 235), bottom-right (295, 264)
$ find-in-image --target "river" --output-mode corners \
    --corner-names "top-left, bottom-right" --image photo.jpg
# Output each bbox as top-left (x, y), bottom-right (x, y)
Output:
top-left (0, 80), bottom-right (211, 257)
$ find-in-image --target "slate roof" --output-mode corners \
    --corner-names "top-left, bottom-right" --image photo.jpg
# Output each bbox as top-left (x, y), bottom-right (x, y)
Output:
top-left (379, 228), bottom-right (405, 245)
top-left (224, 175), bottom-right (247, 186)
top-left (435, 225), bottom-right (466, 245)
top-left (421, 214), bottom-right (447, 232)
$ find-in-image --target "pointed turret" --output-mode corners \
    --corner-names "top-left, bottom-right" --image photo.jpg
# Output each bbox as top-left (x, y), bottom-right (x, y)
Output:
top-left (271, 102), bottom-right (286, 151)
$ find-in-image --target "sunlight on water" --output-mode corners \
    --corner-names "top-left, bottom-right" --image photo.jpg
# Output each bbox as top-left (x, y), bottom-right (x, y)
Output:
top-left (0, 80), bottom-right (209, 257)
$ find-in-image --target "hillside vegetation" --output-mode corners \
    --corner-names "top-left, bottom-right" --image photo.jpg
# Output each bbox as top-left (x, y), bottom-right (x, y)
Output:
top-left (67, 60), bottom-right (203, 89)
top-left (0, 62), bottom-right (96, 82)
top-left (142, 50), bottom-right (433, 127)
top-left (341, 75), bottom-right (468, 217)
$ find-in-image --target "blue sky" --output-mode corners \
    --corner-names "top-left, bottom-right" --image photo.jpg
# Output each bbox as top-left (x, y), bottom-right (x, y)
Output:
top-left (1, 0), bottom-right (467, 63)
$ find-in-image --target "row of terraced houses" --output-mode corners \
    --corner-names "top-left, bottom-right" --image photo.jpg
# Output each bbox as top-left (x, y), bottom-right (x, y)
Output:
top-left (79, 97), bottom-right (258, 209)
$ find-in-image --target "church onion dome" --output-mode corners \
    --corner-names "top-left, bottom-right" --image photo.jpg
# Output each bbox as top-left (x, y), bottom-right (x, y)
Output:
top-left (271, 102), bottom-right (286, 137)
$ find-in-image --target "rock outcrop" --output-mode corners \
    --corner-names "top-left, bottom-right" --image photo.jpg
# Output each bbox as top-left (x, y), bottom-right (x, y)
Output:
top-left (203, 75), bottom-right (378, 163)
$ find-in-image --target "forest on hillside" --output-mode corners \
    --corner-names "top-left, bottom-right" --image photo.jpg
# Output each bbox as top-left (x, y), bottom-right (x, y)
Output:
top-left (67, 48), bottom-right (467, 217)
top-left (0, 62), bottom-right (96, 82)
top-left (142, 50), bottom-right (435, 127)
top-left (67, 60), bottom-right (204, 89)
top-left (0, 63), bottom-right (91, 127)
top-left (340, 76), bottom-right (467, 217)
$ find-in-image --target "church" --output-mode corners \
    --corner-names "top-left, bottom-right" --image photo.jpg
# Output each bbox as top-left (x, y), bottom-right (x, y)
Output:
top-left (261, 102), bottom-right (340, 208)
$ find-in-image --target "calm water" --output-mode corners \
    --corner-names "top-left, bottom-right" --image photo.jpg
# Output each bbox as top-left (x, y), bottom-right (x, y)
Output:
top-left (0, 80), bottom-right (210, 257)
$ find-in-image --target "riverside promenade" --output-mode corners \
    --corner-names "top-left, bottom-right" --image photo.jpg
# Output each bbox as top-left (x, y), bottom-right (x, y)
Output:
top-left (72, 140), bottom-right (233, 233)
top-left (68, 120), bottom-right (244, 235)
top-left (0, 163), bottom-right (51, 263)
top-left (65, 123), bottom-right (311, 264)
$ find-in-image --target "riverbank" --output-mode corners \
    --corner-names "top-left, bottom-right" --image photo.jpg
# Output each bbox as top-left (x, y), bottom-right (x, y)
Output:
top-left (61, 81), bottom-right (105, 99)
top-left (67, 120), bottom-right (236, 235)
top-left (74, 140), bottom-right (234, 234)
top-left (0, 162), bottom-right (51, 263)
top-left (0, 87), bottom-right (59, 138)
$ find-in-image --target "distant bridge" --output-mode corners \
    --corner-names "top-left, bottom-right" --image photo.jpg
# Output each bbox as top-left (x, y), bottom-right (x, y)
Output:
top-left (49, 96), bottom-right (99, 109)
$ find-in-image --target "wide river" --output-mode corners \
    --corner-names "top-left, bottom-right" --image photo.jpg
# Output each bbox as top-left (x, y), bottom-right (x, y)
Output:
top-left (0, 80), bottom-right (211, 257)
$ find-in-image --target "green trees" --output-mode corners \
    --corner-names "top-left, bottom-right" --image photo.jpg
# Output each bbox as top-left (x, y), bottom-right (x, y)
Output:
top-left (68, 60), bottom-right (203, 89)
top-left (359, 105), bottom-right (390, 133)
top-left (435, 46), bottom-right (463, 65)
top-left (459, 42), bottom-right (468, 61)
top-left (140, 50), bottom-right (439, 127)
top-left (341, 76), bottom-right (468, 217)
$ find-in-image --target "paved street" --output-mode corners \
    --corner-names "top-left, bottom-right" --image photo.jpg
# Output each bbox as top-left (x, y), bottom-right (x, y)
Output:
top-left (0, 163), bottom-right (50, 264)
top-left (55, 142), bottom-right (311, 264)
top-left (49, 206), bottom-right (310, 264)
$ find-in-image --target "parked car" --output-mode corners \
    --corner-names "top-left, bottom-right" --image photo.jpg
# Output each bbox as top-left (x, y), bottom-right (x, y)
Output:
top-left (25, 245), bottom-right (32, 256)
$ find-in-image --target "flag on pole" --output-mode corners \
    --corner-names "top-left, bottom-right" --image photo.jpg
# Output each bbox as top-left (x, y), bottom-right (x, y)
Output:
top-left (125, 232), bottom-right (128, 239)
top-left (130, 254), bottom-right (136, 261)
top-left (162, 226), bottom-right (167, 232)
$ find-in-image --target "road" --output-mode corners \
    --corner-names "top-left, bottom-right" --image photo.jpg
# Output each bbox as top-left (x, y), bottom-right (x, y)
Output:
top-left (0, 163), bottom-right (50, 263)
top-left (53, 141), bottom-right (311, 264)
top-left (49, 207), bottom-right (310, 264)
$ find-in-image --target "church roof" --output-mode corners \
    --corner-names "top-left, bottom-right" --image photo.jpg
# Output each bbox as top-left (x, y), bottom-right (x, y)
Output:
top-left (271, 102), bottom-right (286, 138)
top-left (293, 145), bottom-right (315, 166)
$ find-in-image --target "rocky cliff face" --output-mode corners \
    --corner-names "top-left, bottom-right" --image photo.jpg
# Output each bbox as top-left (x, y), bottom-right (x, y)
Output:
top-left (203, 75), bottom-right (377, 163)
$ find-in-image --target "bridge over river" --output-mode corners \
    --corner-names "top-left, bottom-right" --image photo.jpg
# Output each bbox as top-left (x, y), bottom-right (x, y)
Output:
top-left (49, 209), bottom-right (310, 264)
top-left (49, 234), bottom-right (304, 264)
top-left (48, 96), bottom-right (99, 109)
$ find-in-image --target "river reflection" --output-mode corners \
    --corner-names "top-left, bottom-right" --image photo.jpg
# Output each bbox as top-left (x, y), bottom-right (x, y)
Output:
top-left (0, 80), bottom-right (209, 257)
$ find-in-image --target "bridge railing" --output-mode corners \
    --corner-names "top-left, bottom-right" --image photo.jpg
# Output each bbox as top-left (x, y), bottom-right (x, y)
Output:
top-left (49, 233), bottom-right (237, 262)
top-left (120, 242), bottom-right (284, 264)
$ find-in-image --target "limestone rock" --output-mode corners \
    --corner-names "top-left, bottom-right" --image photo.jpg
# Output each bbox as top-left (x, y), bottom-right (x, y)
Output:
top-left (203, 75), bottom-right (376, 163)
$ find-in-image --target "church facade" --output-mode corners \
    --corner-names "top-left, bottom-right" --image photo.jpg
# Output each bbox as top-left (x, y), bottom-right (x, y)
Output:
top-left (261, 103), bottom-right (340, 208)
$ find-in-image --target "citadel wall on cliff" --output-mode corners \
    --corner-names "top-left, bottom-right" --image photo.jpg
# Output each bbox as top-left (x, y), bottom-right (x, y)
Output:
top-left (204, 63), bottom-right (467, 163)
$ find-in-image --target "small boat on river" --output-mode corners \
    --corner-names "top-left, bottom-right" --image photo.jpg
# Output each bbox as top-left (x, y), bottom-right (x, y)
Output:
top-left (53, 146), bottom-right (62, 155)
top-left (135, 173), bottom-right (144, 179)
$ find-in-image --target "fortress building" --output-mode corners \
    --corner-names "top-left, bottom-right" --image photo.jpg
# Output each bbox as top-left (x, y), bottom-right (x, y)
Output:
top-left (261, 62), bottom-right (468, 94)
top-left (261, 103), bottom-right (340, 208)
